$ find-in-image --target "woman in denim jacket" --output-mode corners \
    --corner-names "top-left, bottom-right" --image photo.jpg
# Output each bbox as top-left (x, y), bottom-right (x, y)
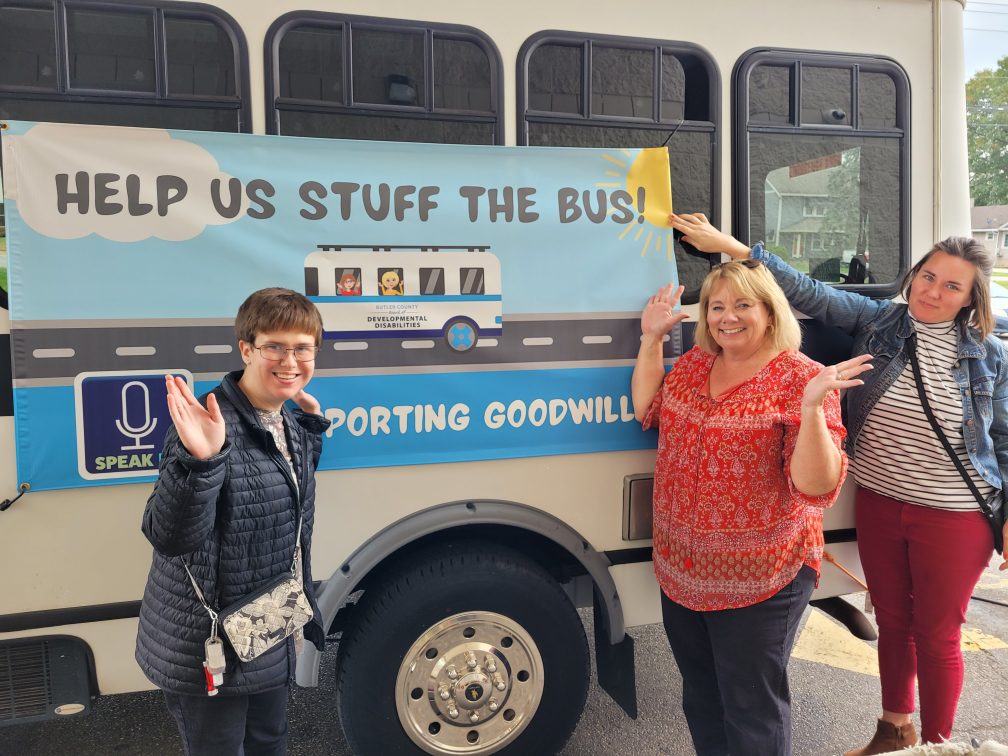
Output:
top-left (669, 213), bottom-right (1008, 755)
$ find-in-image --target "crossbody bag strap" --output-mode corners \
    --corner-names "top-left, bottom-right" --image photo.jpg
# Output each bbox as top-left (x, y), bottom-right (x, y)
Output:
top-left (181, 557), bottom-right (219, 623)
top-left (906, 336), bottom-right (993, 517)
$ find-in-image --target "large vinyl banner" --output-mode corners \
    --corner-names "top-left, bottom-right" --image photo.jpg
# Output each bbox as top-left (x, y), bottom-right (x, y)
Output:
top-left (2, 121), bottom-right (680, 492)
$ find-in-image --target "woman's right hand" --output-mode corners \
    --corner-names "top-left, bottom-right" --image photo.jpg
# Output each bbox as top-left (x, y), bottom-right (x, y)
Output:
top-left (668, 212), bottom-right (752, 260)
top-left (642, 283), bottom-right (689, 337)
top-left (165, 374), bottom-right (225, 460)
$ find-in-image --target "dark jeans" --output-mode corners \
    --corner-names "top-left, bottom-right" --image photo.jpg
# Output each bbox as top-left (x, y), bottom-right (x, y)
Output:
top-left (163, 685), bottom-right (289, 756)
top-left (661, 565), bottom-right (816, 756)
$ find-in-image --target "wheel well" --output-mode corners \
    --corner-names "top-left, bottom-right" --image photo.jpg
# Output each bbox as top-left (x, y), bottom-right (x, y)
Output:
top-left (328, 524), bottom-right (589, 635)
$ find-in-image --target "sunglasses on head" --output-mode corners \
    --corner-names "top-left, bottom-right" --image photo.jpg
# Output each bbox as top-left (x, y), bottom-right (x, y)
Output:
top-left (711, 258), bottom-right (763, 271)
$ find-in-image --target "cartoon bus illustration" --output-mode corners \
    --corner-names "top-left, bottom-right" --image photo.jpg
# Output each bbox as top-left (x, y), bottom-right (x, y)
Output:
top-left (304, 244), bottom-right (503, 352)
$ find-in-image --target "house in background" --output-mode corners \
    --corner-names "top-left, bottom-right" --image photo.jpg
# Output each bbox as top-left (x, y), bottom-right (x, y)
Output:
top-left (971, 204), bottom-right (1008, 266)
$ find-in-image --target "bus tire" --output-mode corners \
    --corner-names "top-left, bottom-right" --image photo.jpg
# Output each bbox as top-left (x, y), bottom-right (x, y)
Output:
top-left (334, 542), bottom-right (590, 755)
top-left (443, 317), bottom-right (479, 351)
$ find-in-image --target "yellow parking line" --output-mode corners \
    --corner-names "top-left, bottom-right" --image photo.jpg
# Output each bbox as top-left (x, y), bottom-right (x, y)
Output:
top-left (961, 627), bottom-right (1008, 652)
top-left (792, 613), bottom-right (1007, 675)
top-left (792, 611), bottom-right (879, 676)
top-left (975, 577), bottom-right (1008, 592)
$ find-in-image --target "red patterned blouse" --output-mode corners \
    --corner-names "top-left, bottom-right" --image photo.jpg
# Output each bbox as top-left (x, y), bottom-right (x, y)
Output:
top-left (642, 346), bottom-right (847, 611)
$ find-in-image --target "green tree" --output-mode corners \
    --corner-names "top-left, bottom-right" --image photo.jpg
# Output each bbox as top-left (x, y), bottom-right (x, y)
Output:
top-left (967, 56), bottom-right (1008, 206)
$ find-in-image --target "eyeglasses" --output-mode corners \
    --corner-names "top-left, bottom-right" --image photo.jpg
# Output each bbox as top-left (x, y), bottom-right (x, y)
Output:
top-left (711, 258), bottom-right (763, 271)
top-left (253, 343), bottom-right (319, 362)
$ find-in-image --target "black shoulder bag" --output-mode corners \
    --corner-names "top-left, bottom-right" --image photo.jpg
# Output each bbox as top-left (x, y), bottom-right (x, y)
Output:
top-left (906, 336), bottom-right (1005, 553)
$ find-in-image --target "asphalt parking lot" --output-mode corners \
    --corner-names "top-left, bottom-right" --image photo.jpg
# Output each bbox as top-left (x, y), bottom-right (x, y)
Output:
top-left (6, 558), bottom-right (1007, 756)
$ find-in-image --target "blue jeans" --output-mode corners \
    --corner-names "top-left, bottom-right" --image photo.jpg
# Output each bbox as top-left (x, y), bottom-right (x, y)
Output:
top-left (660, 565), bottom-right (816, 756)
top-left (163, 685), bottom-right (289, 756)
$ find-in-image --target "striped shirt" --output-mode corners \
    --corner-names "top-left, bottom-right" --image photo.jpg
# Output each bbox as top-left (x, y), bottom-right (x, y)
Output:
top-left (850, 317), bottom-right (992, 511)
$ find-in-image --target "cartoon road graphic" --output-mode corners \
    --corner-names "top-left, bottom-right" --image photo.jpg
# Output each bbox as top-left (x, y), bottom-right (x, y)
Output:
top-left (12, 316), bottom-right (682, 381)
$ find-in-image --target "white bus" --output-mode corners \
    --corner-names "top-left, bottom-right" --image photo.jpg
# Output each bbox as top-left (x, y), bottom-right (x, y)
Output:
top-left (0, 1), bottom-right (970, 754)
top-left (304, 245), bottom-right (504, 351)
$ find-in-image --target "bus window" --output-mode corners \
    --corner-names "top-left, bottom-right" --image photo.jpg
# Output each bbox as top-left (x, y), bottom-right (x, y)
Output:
top-left (460, 267), bottom-right (485, 295)
top-left (337, 269), bottom-right (362, 296)
top-left (735, 51), bottom-right (909, 291)
top-left (420, 267), bottom-right (445, 295)
top-left (518, 32), bottom-right (719, 303)
top-left (267, 13), bottom-right (503, 145)
top-left (0, 0), bottom-right (249, 307)
top-left (379, 268), bottom-right (405, 296)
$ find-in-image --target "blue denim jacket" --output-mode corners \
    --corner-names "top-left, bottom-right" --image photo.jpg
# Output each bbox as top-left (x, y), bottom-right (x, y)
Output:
top-left (751, 243), bottom-right (1008, 496)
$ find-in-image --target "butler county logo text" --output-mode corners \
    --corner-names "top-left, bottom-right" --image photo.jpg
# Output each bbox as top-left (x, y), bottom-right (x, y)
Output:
top-left (74, 370), bottom-right (192, 481)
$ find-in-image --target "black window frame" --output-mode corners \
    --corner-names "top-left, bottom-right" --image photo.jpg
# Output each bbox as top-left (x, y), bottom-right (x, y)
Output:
top-left (732, 47), bottom-right (910, 297)
top-left (0, 0), bottom-right (249, 314)
top-left (517, 31), bottom-right (721, 305)
top-left (0, 0), bottom-right (251, 130)
top-left (264, 11), bottom-right (504, 145)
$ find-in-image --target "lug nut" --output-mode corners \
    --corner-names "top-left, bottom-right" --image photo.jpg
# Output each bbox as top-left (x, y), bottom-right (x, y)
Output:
top-left (469, 711), bottom-right (480, 723)
top-left (493, 673), bottom-right (506, 691)
top-left (446, 665), bottom-right (458, 680)
top-left (488, 698), bottom-right (499, 712)
top-left (484, 655), bottom-right (497, 673)
top-left (447, 706), bottom-right (459, 719)
top-left (438, 686), bottom-right (451, 701)
top-left (465, 651), bottom-right (477, 670)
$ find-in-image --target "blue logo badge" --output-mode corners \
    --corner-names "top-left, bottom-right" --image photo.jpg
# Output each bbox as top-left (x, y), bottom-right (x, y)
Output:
top-left (74, 370), bottom-right (192, 480)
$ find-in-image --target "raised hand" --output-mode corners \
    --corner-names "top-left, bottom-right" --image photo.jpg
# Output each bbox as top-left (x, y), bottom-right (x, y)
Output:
top-left (293, 388), bottom-right (321, 416)
top-left (668, 212), bottom-right (752, 260)
top-left (802, 354), bottom-right (874, 411)
top-left (164, 375), bottom-right (225, 460)
top-left (642, 283), bottom-right (689, 337)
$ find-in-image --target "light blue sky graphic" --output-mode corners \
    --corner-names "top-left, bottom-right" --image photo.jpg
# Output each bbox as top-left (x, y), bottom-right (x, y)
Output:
top-left (5, 123), bottom-right (679, 321)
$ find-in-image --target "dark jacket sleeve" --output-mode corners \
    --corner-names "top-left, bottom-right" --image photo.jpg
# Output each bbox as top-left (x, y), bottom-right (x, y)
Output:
top-left (141, 425), bottom-right (231, 557)
top-left (753, 243), bottom-right (891, 336)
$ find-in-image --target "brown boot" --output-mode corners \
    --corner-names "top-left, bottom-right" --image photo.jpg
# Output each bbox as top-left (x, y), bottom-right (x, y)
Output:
top-left (843, 718), bottom-right (919, 756)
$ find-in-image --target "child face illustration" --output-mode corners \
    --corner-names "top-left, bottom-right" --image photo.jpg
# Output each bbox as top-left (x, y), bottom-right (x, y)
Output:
top-left (382, 271), bottom-right (401, 290)
top-left (340, 274), bottom-right (358, 292)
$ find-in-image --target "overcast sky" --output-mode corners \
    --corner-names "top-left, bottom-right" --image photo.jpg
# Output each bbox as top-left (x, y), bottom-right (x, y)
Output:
top-left (965, 0), bottom-right (1008, 77)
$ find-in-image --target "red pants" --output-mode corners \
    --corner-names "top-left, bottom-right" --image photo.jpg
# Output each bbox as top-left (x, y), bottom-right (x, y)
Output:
top-left (856, 487), bottom-right (993, 743)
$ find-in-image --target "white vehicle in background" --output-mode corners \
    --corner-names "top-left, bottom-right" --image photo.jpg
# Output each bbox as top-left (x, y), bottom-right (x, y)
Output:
top-left (0, 0), bottom-right (971, 754)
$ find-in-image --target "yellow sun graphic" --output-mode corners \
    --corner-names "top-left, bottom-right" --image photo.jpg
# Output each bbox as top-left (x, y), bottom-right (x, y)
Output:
top-left (598, 148), bottom-right (674, 259)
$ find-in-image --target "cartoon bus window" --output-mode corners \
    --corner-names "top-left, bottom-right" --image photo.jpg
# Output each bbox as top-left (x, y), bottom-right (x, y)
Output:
top-left (419, 268), bottom-right (446, 295)
top-left (305, 266), bottom-right (320, 296)
top-left (460, 268), bottom-right (485, 295)
top-left (337, 268), bottom-right (362, 296)
top-left (378, 268), bottom-right (405, 296)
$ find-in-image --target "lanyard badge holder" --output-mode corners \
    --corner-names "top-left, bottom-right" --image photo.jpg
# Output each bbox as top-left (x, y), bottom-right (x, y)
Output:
top-left (203, 617), bottom-right (226, 696)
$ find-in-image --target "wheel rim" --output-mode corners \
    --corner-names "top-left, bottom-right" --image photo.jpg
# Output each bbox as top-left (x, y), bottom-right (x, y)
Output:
top-left (446, 321), bottom-right (477, 351)
top-left (395, 611), bottom-right (545, 755)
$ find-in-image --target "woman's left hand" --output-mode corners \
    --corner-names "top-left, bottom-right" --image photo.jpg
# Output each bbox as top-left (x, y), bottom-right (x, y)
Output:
top-left (802, 354), bottom-right (874, 411)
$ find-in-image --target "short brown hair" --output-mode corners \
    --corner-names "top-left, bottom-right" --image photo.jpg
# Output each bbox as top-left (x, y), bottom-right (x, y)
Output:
top-left (900, 236), bottom-right (995, 340)
top-left (235, 288), bottom-right (323, 346)
top-left (694, 261), bottom-right (802, 354)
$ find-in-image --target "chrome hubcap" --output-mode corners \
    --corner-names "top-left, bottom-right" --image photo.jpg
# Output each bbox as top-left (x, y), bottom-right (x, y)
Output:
top-left (395, 611), bottom-right (544, 754)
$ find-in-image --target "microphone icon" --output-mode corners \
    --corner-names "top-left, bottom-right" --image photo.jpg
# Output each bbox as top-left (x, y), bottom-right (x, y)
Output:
top-left (115, 380), bottom-right (158, 450)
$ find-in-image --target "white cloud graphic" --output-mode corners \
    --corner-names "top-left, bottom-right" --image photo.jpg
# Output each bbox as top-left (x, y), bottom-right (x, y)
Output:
top-left (3, 122), bottom-right (246, 242)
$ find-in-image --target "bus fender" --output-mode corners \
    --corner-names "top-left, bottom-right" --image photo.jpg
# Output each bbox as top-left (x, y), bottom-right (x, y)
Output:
top-left (296, 499), bottom-right (627, 687)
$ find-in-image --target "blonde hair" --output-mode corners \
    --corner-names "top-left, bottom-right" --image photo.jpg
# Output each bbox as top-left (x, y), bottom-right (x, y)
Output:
top-left (694, 261), bottom-right (802, 354)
